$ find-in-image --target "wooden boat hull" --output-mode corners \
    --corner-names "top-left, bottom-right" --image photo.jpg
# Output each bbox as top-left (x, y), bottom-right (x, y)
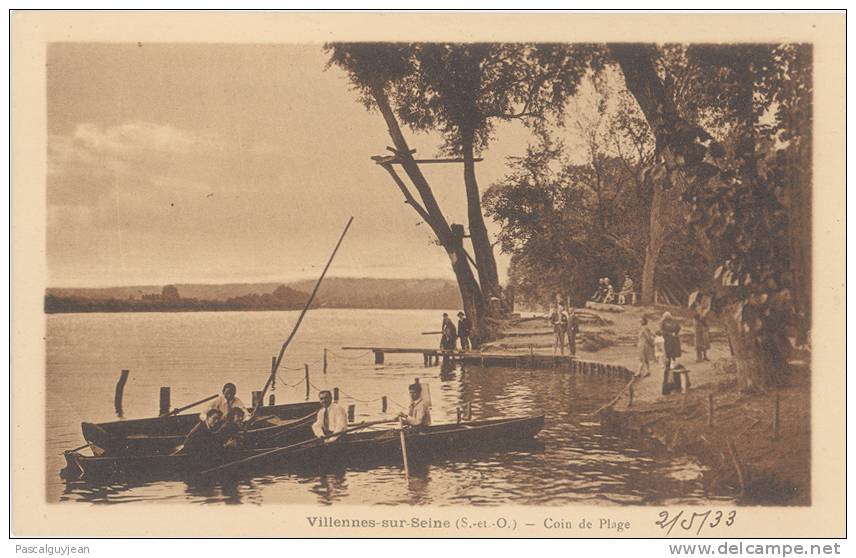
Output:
top-left (81, 401), bottom-right (320, 456)
top-left (64, 415), bottom-right (544, 481)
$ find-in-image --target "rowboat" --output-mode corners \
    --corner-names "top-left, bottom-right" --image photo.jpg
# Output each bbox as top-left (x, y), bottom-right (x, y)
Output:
top-left (63, 415), bottom-right (544, 481)
top-left (80, 401), bottom-right (321, 456)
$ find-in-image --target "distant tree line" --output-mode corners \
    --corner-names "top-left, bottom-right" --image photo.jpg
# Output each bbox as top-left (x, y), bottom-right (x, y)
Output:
top-left (45, 284), bottom-right (314, 314)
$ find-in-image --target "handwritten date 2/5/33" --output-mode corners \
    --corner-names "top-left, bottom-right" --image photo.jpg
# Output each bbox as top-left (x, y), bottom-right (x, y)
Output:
top-left (656, 510), bottom-right (736, 536)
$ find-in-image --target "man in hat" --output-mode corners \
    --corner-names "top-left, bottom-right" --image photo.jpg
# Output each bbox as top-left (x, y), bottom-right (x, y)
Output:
top-left (398, 382), bottom-right (431, 430)
top-left (457, 311), bottom-right (472, 351)
top-left (441, 313), bottom-right (457, 351)
top-left (312, 390), bottom-right (348, 443)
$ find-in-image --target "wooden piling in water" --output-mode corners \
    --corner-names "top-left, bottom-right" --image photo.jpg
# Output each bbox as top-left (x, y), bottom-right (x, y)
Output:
top-left (159, 386), bottom-right (171, 416)
top-left (456, 407), bottom-right (462, 423)
top-left (466, 402), bottom-right (472, 421)
top-left (347, 404), bottom-right (355, 423)
top-left (333, 387), bottom-right (339, 402)
top-left (323, 348), bottom-right (328, 374)
top-left (269, 394), bottom-right (275, 406)
top-left (114, 369), bottom-right (129, 417)
top-left (628, 384), bottom-right (634, 408)
top-left (252, 391), bottom-right (264, 409)
top-left (304, 364), bottom-right (310, 400)
top-left (381, 396), bottom-right (388, 413)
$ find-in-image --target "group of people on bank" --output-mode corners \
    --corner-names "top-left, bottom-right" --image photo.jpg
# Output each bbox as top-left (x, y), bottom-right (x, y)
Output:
top-left (590, 272), bottom-right (636, 306)
top-left (176, 379), bottom-right (432, 456)
top-left (636, 299), bottom-right (711, 395)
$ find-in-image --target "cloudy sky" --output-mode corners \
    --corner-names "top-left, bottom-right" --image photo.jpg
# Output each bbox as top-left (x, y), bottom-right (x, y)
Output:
top-left (47, 43), bottom-right (550, 287)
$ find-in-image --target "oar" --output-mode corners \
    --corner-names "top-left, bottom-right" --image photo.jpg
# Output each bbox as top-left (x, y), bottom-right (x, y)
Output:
top-left (246, 216), bottom-right (354, 426)
top-left (164, 393), bottom-right (219, 417)
top-left (199, 417), bottom-right (397, 476)
top-left (398, 418), bottom-right (410, 478)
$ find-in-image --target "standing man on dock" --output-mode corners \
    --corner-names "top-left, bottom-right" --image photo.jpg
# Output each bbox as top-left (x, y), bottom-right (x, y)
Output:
top-left (457, 311), bottom-right (472, 351)
top-left (399, 383), bottom-right (431, 430)
top-left (201, 382), bottom-right (247, 422)
top-left (312, 390), bottom-right (348, 442)
top-left (441, 313), bottom-right (457, 351)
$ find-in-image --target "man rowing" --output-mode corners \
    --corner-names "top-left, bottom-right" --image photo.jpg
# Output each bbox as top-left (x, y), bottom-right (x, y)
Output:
top-left (398, 382), bottom-right (431, 430)
top-left (200, 382), bottom-right (247, 422)
top-left (312, 390), bottom-right (348, 443)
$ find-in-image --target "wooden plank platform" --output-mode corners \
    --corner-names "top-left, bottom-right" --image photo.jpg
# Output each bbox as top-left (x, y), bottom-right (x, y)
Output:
top-left (341, 346), bottom-right (635, 379)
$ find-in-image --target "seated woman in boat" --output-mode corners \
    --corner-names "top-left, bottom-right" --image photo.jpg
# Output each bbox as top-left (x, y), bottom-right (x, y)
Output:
top-left (200, 382), bottom-right (248, 421)
top-left (312, 390), bottom-right (348, 443)
top-left (215, 407), bottom-right (246, 450)
top-left (176, 408), bottom-right (224, 456)
top-left (398, 383), bottom-right (431, 431)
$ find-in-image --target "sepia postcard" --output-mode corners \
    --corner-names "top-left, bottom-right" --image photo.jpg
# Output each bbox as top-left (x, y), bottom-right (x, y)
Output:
top-left (10, 11), bottom-right (845, 538)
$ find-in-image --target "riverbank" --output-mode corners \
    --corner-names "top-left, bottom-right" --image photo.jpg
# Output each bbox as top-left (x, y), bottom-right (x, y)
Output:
top-left (486, 303), bottom-right (811, 505)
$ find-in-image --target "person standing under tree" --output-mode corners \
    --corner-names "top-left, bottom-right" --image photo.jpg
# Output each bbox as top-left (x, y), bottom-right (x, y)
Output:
top-left (659, 311), bottom-right (682, 395)
top-left (637, 317), bottom-right (655, 377)
top-left (457, 311), bottom-right (471, 351)
top-left (566, 306), bottom-right (580, 356)
top-left (441, 313), bottom-right (457, 351)
top-left (551, 304), bottom-right (567, 355)
top-left (693, 300), bottom-right (711, 362)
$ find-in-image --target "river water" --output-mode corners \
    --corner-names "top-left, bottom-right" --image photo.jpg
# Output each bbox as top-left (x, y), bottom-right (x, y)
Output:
top-left (47, 309), bottom-right (729, 505)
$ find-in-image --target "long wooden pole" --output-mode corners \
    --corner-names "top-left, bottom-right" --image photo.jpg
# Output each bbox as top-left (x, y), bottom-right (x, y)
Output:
top-left (247, 216), bottom-right (354, 425)
top-left (199, 418), bottom-right (396, 476)
top-left (399, 419), bottom-right (410, 477)
top-left (165, 393), bottom-right (219, 417)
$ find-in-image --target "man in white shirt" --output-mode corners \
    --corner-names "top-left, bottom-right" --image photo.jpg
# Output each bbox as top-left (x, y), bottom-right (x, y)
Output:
top-left (399, 383), bottom-right (431, 430)
top-left (200, 382), bottom-right (247, 422)
top-left (312, 390), bottom-right (348, 443)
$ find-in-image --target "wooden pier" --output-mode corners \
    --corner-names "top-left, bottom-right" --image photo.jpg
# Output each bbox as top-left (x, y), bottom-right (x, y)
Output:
top-left (340, 346), bottom-right (634, 379)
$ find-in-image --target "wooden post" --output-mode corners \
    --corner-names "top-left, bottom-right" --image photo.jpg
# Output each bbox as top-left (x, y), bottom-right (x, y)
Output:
top-left (726, 440), bottom-right (747, 491)
top-left (252, 391), bottom-right (264, 409)
top-left (270, 356), bottom-right (277, 392)
top-left (269, 394), bottom-right (276, 406)
top-left (323, 348), bottom-right (328, 374)
top-left (466, 402), bottom-right (472, 421)
top-left (382, 396), bottom-right (388, 413)
top-left (628, 384), bottom-right (634, 408)
top-left (114, 369), bottom-right (129, 417)
top-left (347, 404), bottom-right (355, 423)
top-left (456, 407), bottom-right (462, 423)
top-left (707, 393), bottom-right (714, 426)
top-left (374, 350), bottom-right (385, 365)
top-left (333, 387), bottom-right (340, 402)
top-left (773, 392), bottom-right (780, 440)
top-left (159, 386), bottom-right (171, 417)
top-left (304, 364), bottom-right (310, 401)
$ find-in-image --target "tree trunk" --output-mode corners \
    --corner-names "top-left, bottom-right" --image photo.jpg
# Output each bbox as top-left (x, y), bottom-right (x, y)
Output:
top-left (370, 84), bottom-right (491, 344)
top-left (610, 43), bottom-right (778, 391)
top-left (641, 183), bottom-right (667, 305)
top-left (461, 126), bottom-right (501, 304)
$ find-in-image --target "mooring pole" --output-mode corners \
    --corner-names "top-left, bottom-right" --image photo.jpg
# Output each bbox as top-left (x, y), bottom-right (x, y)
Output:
top-left (159, 386), bottom-right (171, 417)
top-left (381, 396), bottom-right (388, 413)
top-left (270, 356), bottom-right (277, 392)
top-left (304, 364), bottom-right (310, 401)
top-left (114, 369), bottom-right (130, 417)
top-left (773, 392), bottom-right (781, 440)
top-left (323, 348), bottom-right (328, 374)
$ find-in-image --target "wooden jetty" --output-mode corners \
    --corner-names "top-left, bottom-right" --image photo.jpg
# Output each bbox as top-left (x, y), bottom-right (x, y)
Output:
top-left (340, 346), bottom-right (634, 379)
